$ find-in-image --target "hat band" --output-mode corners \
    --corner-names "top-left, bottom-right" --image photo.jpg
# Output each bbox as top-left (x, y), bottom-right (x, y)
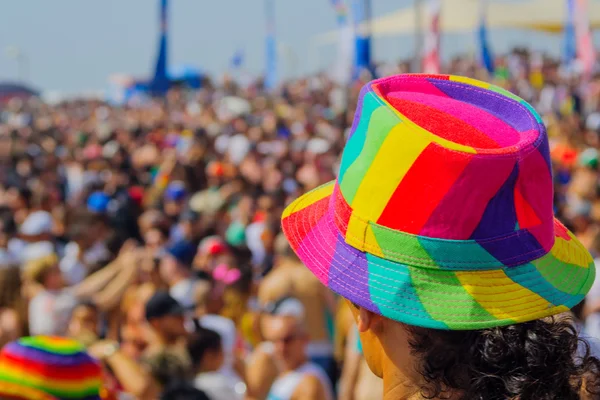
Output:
top-left (330, 183), bottom-right (555, 270)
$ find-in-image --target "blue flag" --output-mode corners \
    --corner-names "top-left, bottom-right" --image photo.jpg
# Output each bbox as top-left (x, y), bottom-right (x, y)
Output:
top-left (231, 49), bottom-right (244, 69)
top-left (264, 0), bottom-right (277, 90)
top-left (351, 0), bottom-right (372, 78)
top-left (563, 0), bottom-right (577, 66)
top-left (150, 0), bottom-right (170, 95)
top-left (478, 0), bottom-right (494, 74)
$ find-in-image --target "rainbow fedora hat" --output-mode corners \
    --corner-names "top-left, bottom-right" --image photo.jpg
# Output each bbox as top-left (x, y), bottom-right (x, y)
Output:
top-left (281, 74), bottom-right (596, 330)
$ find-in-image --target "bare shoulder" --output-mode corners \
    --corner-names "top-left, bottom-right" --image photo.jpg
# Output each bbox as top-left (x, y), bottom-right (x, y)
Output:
top-left (292, 374), bottom-right (328, 400)
top-left (258, 267), bottom-right (292, 303)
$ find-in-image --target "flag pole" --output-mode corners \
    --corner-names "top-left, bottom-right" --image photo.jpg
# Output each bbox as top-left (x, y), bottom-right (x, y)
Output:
top-left (413, 0), bottom-right (424, 72)
top-left (264, 0), bottom-right (277, 90)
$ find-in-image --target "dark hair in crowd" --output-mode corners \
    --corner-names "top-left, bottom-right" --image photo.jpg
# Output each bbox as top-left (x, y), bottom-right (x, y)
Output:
top-left (159, 381), bottom-right (210, 400)
top-left (187, 327), bottom-right (222, 367)
top-left (407, 317), bottom-right (600, 400)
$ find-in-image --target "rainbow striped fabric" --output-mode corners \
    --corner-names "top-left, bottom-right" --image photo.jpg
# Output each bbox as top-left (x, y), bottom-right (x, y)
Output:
top-left (0, 336), bottom-right (102, 400)
top-left (281, 73), bottom-right (596, 330)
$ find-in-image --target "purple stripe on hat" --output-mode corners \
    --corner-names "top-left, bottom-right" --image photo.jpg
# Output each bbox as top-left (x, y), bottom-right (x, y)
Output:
top-left (431, 80), bottom-right (535, 133)
top-left (420, 155), bottom-right (516, 240)
top-left (476, 229), bottom-right (546, 267)
top-left (535, 125), bottom-right (552, 174)
top-left (470, 163), bottom-right (519, 239)
top-left (328, 233), bottom-right (380, 313)
top-left (347, 83), bottom-right (373, 141)
top-left (5, 343), bottom-right (92, 367)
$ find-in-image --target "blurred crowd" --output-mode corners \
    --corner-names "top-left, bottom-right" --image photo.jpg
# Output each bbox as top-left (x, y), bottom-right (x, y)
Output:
top-left (1, 48), bottom-right (600, 399)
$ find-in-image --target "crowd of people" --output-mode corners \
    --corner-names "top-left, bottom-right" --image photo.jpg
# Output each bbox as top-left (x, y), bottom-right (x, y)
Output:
top-left (0, 48), bottom-right (600, 399)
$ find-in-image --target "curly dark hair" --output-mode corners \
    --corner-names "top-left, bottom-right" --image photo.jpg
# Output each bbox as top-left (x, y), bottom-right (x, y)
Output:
top-left (407, 317), bottom-right (600, 400)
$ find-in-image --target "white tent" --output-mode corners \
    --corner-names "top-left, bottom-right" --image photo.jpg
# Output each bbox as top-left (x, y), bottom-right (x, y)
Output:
top-left (315, 0), bottom-right (600, 44)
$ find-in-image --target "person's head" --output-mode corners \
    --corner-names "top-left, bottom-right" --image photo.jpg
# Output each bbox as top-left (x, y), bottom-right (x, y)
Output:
top-left (187, 328), bottom-right (224, 373)
top-left (120, 324), bottom-right (148, 361)
top-left (261, 298), bottom-right (309, 371)
top-left (6, 186), bottom-right (31, 212)
top-left (23, 254), bottom-right (62, 290)
top-left (352, 302), bottom-right (600, 399)
top-left (0, 209), bottom-right (16, 249)
top-left (159, 381), bottom-right (210, 400)
top-left (219, 265), bottom-right (253, 323)
top-left (143, 351), bottom-right (192, 388)
top-left (193, 235), bottom-right (229, 271)
top-left (145, 291), bottom-right (188, 342)
top-left (164, 181), bottom-right (188, 218)
top-left (144, 226), bottom-right (169, 254)
top-left (67, 302), bottom-right (100, 340)
top-left (29, 189), bottom-right (53, 212)
top-left (190, 278), bottom-right (216, 317)
top-left (159, 241), bottom-right (196, 285)
top-left (0, 267), bottom-right (21, 309)
top-left (280, 74), bottom-right (600, 398)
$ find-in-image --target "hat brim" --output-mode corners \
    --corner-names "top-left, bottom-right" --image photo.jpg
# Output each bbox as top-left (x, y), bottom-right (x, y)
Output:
top-left (281, 181), bottom-right (596, 330)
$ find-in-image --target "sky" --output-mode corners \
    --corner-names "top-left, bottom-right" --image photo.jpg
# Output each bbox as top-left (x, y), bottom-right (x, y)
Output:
top-left (0, 0), bottom-right (597, 93)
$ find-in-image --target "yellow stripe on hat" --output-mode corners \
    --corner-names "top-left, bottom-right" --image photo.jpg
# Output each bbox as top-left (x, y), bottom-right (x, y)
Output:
top-left (449, 75), bottom-right (492, 89)
top-left (281, 182), bottom-right (333, 219)
top-left (454, 269), bottom-right (568, 323)
top-left (551, 235), bottom-right (593, 268)
top-left (350, 123), bottom-right (430, 221)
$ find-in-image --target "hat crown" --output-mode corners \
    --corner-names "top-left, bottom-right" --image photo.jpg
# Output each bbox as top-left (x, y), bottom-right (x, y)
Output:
top-left (335, 74), bottom-right (554, 263)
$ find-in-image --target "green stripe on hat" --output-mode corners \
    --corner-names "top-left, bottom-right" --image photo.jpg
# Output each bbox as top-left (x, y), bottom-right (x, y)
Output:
top-left (338, 93), bottom-right (381, 184)
top-left (339, 100), bottom-right (399, 204)
top-left (367, 254), bottom-right (448, 329)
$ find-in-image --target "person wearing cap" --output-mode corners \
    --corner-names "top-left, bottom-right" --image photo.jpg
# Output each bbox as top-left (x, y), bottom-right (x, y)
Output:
top-left (251, 297), bottom-right (334, 400)
top-left (163, 181), bottom-right (188, 221)
top-left (160, 241), bottom-right (197, 309)
top-left (144, 291), bottom-right (188, 353)
top-left (258, 235), bottom-right (337, 387)
top-left (281, 74), bottom-right (600, 399)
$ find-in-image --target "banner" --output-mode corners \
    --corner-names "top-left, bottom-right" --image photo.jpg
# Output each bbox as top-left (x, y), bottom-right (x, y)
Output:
top-left (422, 0), bottom-right (441, 74)
top-left (264, 0), bottom-right (278, 90)
top-left (351, 0), bottom-right (372, 76)
top-left (477, 0), bottom-right (494, 75)
top-left (563, 0), bottom-right (577, 67)
top-left (574, 0), bottom-right (596, 77)
top-left (329, 0), bottom-right (354, 84)
top-left (150, 0), bottom-right (170, 94)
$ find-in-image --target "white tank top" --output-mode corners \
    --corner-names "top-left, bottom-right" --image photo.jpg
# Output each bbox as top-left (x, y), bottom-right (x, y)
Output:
top-left (267, 362), bottom-right (334, 400)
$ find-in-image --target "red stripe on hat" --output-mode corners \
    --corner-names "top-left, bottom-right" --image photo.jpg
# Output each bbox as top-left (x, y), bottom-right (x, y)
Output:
top-left (282, 196), bottom-right (330, 250)
top-left (514, 188), bottom-right (542, 229)
top-left (332, 185), bottom-right (351, 237)
top-left (386, 97), bottom-right (501, 149)
top-left (515, 148), bottom-right (553, 230)
top-left (0, 353), bottom-right (101, 382)
top-left (405, 74), bottom-right (450, 80)
top-left (377, 143), bottom-right (473, 233)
